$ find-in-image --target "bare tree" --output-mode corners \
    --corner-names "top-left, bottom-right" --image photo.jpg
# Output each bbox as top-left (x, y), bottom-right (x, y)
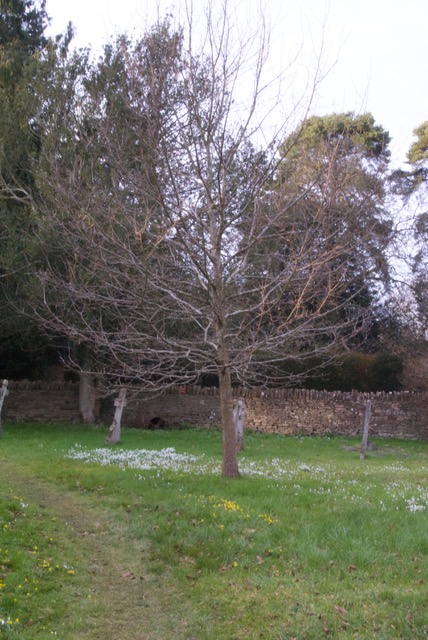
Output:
top-left (25, 4), bottom-right (391, 476)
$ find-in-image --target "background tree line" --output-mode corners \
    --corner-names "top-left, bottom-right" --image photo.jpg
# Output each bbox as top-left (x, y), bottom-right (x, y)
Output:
top-left (0, 1), bottom-right (426, 474)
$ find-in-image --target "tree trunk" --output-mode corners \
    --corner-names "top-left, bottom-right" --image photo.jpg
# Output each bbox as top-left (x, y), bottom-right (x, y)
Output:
top-left (106, 388), bottom-right (127, 444)
top-left (234, 399), bottom-right (245, 452)
top-left (218, 366), bottom-right (240, 478)
top-left (79, 372), bottom-right (100, 424)
top-left (0, 380), bottom-right (9, 433)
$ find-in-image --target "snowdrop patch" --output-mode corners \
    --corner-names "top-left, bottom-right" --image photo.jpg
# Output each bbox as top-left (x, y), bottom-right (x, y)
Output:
top-left (64, 445), bottom-right (427, 513)
top-left (65, 444), bottom-right (213, 474)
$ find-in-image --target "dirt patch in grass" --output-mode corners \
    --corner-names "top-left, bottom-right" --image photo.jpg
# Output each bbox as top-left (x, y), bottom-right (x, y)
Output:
top-left (2, 459), bottom-right (178, 639)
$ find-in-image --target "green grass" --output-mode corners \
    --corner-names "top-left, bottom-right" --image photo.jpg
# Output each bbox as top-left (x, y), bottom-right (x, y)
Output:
top-left (1, 423), bottom-right (427, 639)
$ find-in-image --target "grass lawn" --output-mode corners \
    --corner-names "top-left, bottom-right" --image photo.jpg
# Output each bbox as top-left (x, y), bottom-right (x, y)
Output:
top-left (1, 422), bottom-right (427, 639)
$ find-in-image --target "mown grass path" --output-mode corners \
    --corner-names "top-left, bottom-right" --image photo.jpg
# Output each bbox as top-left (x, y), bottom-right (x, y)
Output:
top-left (2, 458), bottom-right (177, 640)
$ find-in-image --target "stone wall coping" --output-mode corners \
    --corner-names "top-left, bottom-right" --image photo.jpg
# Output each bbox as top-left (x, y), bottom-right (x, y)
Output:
top-left (5, 380), bottom-right (422, 402)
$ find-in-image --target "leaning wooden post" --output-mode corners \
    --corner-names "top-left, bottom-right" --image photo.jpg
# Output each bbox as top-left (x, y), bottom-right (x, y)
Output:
top-left (0, 380), bottom-right (9, 433)
top-left (360, 399), bottom-right (372, 460)
top-left (106, 388), bottom-right (127, 444)
top-left (233, 398), bottom-right (245, 452)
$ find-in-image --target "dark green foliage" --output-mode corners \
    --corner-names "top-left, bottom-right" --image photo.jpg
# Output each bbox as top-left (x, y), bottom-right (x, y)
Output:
top-left (274, 352), bottom-right (403, 392)
top-left (0, 332), bottom-right (60, 379)
top-left (0, 0), bottom-right (69, 377)
top-left (0, 1), bottom-right (47, 187)
top-left (0, 0), bottom-right (48, 53)
top-left (285, 111), bottom-right (391, 161)
top-left (273, 112), bottom-right (393, 357)
top-left (398, 128), bottom-right (428, 343)
top-left (407, 121), bottom-right (428, 165)
top-left (328, 352), bottom-right (403, 392)
top-left (391, 121), bottom-right (428, 198)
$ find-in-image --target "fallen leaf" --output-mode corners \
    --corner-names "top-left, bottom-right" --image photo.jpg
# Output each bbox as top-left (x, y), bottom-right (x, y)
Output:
top-left (122, 570), bottom-right (135, 579)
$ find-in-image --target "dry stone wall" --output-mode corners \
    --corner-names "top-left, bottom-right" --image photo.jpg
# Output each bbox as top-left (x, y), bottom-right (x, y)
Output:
top-left (3, 381), bottom-right (428, 440)
top-left (119, 387), bottom-right (428, 440)
top-left (4, 380), bottom-right (81, 423)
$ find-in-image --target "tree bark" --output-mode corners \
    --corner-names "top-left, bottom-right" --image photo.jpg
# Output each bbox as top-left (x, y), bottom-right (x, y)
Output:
top-left (79, 372), bottom-right (100, 424)
top-left (219, 366), bottom-right (240, 478)
top-left (106, 388), bottom-right (127, 445)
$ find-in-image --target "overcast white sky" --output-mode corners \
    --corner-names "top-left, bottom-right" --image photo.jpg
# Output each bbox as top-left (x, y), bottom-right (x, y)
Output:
top-left (45, 0), bottom-right (427, 169)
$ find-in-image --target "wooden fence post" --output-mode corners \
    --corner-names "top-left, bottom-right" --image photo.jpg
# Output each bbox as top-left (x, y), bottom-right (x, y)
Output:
top-left (360, 400), bottom-right (372, 460)
top-left (106, 388), bottom-right (127, 444)
top-left (234, 399), bottom-right (245, 451)
top-left (0, 380), bottom-right (9, 433)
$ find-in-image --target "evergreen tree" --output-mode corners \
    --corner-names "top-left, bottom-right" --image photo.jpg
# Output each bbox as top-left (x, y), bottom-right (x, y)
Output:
top-left (272, 112), bottom-right (393, 349)
top-left (0, 0), bottom-right (71, 379)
